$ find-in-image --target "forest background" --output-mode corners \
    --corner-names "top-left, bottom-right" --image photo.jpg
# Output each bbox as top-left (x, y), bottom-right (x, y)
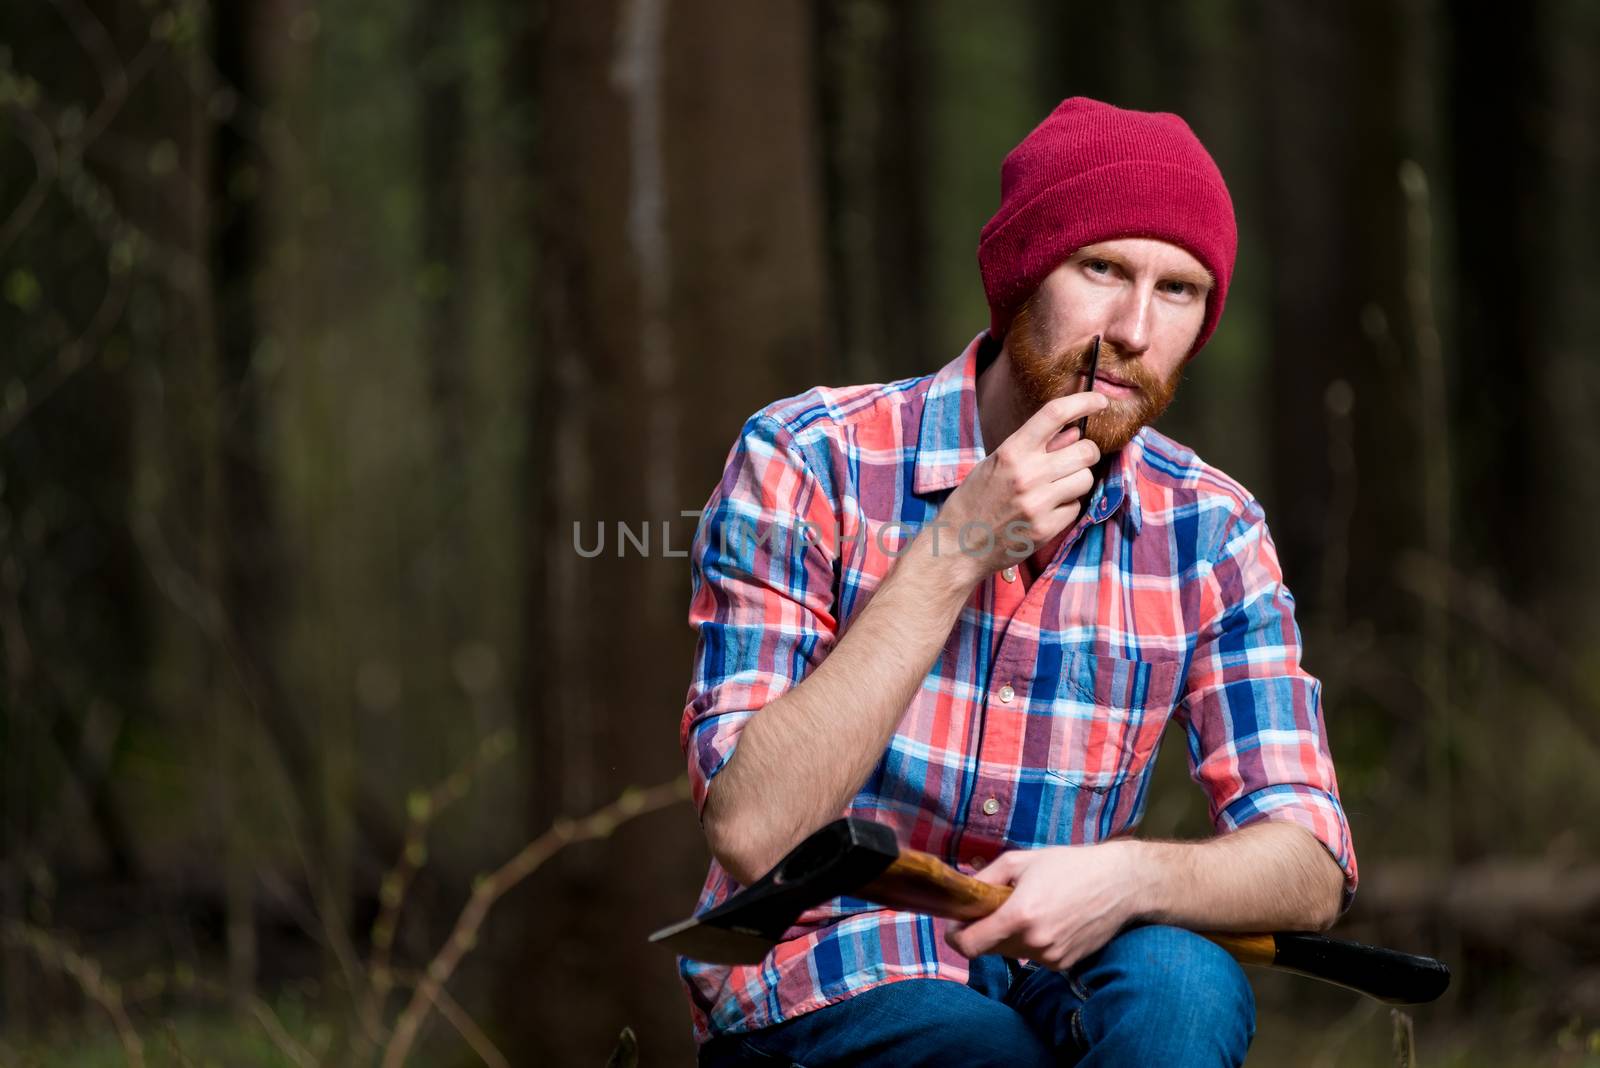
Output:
top-left (2, 1), bottom-right (1599, 1064)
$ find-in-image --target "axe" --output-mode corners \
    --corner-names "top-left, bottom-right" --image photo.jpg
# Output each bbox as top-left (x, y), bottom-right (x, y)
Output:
top-left (650, 817), bottom-right (1450, 1005)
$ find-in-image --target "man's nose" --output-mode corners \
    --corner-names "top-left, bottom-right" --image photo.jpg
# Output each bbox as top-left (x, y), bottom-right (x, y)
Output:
top-left (1102, 286), bottom-right (1154, 356)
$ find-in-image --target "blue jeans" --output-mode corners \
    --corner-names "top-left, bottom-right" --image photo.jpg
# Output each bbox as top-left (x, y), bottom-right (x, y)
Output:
top-left (698, 924), bottom-right (1256, 1067)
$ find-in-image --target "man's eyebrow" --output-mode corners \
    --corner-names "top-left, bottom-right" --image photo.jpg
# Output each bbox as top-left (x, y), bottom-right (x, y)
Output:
top-left (1166, 265), bottom-right (1214, 289)
top-left (1075, 247), bottom-right (1214, 289)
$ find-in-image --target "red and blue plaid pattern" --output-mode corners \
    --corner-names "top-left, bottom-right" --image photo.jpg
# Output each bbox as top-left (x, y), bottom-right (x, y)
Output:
top-left (677, 333), bottom-right (1358, 1046)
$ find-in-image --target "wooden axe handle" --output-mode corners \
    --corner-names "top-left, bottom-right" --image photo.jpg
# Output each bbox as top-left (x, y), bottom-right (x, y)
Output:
top-left (862, 847), bottom-right (1284, 962)
top-left (864, 847), bottom-right (1273, 960)
top-left (856, 848), bottom-right (1443, 1004)
top-left (859, 848), bottom-right (1013, 919)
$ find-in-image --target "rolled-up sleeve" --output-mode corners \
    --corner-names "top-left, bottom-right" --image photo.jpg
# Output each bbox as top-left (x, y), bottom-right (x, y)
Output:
top-left (680, 413), bottom-right (839, 822)
top-left (1178, 496), bottom-right (1359, 914)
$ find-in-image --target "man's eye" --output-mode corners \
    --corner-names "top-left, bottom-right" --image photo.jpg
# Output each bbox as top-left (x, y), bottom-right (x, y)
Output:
top-left (1163, 281), bottom-right (1194, 296)
top-left (1086, 259), bottom-right (1110, 274)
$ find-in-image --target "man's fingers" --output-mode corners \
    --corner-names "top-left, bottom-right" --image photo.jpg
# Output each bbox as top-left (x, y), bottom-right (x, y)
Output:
top-left (971, 865), bottom-right (1010, 888)
top-left (943, 906), bottom-right (1018, 959)
top-left (1043, 424), bottom-right (1081, 453)
top-left (1017, 391), bottom-right (1109, 450)
top-left (972, 850), bottom-right (1024, 886)
top-left (945, 852), bottom-right (1032, 957)
top-left (1045, 439), bottom-right (1100, 480)
top-left (1045, 468), bottom-right (1095, 507)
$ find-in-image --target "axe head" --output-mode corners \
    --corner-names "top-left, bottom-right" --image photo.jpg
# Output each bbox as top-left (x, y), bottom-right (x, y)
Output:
top-left (649, 818), bottom-right (899, 964)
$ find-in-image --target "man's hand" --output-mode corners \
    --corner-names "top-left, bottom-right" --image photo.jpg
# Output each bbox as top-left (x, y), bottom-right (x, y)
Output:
top-left (942, 824), bottom-right (1348, 971)
top-left (936, 390), bottom-right (1109, 583)
top-left (943, 840), bottom-right (1146, 972)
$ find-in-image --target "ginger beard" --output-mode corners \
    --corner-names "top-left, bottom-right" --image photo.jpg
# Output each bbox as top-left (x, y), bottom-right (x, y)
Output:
top-left (1004, 296), bottom-right (1185, 455)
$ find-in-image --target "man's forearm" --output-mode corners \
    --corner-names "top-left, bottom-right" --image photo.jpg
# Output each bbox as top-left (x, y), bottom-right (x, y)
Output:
top-left (703, 526), bottom-right (980, 884)
top-left (1131, 821), bottom-right (1347, 932)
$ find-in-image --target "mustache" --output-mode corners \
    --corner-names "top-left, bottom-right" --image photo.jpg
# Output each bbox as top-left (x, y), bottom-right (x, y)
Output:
top-left (1033, 337), bottom-right (1154, 395)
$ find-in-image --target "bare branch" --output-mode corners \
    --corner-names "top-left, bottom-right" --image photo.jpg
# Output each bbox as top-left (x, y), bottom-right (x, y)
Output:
top-left (48, 0), bottom-right (168, 161)
top-left (362, 730), bottom-right (517, 1031)
top-left (49, 0), bottom-right (127, 103)
top-left (244, 993), bottom-right (320, 1068)
top-left (378, 777), bottom-right (690, 1068)
top-left (0, 255), bottom-right (131, 440)
top-left (390, 972), bottom-right (510, 1068)
top-left (3, 921), bottom-right (145, 1068)
top-left (0, 101), bottom-right (58, 256)
top-left (159, 1020), bottom-right (199, 1068)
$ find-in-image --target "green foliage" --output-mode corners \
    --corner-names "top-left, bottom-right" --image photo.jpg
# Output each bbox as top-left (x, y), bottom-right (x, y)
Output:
top-left (12, 1001), bottom-right (337, 1068)
top-left (4, 266), bottom-right (40, 311)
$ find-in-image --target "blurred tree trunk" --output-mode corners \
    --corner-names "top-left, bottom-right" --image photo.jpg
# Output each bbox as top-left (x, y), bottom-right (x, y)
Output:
top-left (917, 0), bottom-right (1038, 350)
top-left (513, 1), bottom-right (829, 1061)
top-left (1447, 0), bottom-right (1600, 636)
top-left (1035, 0), bottom-right (1188, 109)
top-left (814, 0), bottom-right (931, 383)
top-left (1538, 0), bottom-right (1600, 637)
top-left (413, 0), bottom-right (470, 641)
top-left (209, 0), bottom-right (274, 1000)
top-left (1252, 1), bottom-right (1415, 626)
top-left (206, 0), bottom-right (409, 993)
top-left (415, 4), bottom-right (468, 468)
top-left (1444, 4), bottom-right (1543, 600)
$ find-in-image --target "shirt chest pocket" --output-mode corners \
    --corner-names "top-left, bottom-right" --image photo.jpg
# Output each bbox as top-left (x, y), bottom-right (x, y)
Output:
top-left (1044, 651), bottom-right (1185, 791)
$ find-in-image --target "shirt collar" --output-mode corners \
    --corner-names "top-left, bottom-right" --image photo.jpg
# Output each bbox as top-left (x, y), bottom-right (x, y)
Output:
top-left (913, 331), bottom-right (1144, 535)
top-left (911, 332), bottom-right (989, 495)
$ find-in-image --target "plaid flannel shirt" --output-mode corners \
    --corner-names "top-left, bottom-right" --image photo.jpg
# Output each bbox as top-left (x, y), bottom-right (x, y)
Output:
top-left (676, 332), bottom-right (1358, 1046)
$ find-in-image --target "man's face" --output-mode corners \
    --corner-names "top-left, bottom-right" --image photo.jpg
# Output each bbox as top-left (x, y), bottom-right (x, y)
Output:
top-left (1004, 237), bottom-right (1212, 455)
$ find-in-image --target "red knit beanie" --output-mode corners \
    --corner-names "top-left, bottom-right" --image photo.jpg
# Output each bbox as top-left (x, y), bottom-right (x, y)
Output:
top-left (978, 97), bottom-right (1237, 359)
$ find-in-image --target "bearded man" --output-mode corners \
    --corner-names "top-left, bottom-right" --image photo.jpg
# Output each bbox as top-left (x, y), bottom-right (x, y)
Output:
top-left (677, 96), bottom-right (1358, 1067)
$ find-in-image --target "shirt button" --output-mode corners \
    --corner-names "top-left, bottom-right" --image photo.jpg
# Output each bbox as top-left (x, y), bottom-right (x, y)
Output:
top-left (970, 856), bottom-right (987, 870)
top-left (981, 797), bottom-right (1000, 816)
top-left (1001, 565), bottom-right (1018, 583)
top-left (997, 684), bottom-right (1015, 703)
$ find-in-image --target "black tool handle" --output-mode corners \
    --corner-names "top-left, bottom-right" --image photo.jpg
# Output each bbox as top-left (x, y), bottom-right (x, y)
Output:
top-left (1268, 931), bottom-right (1452, 1005)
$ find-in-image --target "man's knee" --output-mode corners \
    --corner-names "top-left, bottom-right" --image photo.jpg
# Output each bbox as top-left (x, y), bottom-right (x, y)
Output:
top-left (1093, 925), bottom-right (1256, 1041)
top-left (724, 978), bottom-right (1057, 1068)
top-left (852, 980), bottom-right (1058, 1066)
